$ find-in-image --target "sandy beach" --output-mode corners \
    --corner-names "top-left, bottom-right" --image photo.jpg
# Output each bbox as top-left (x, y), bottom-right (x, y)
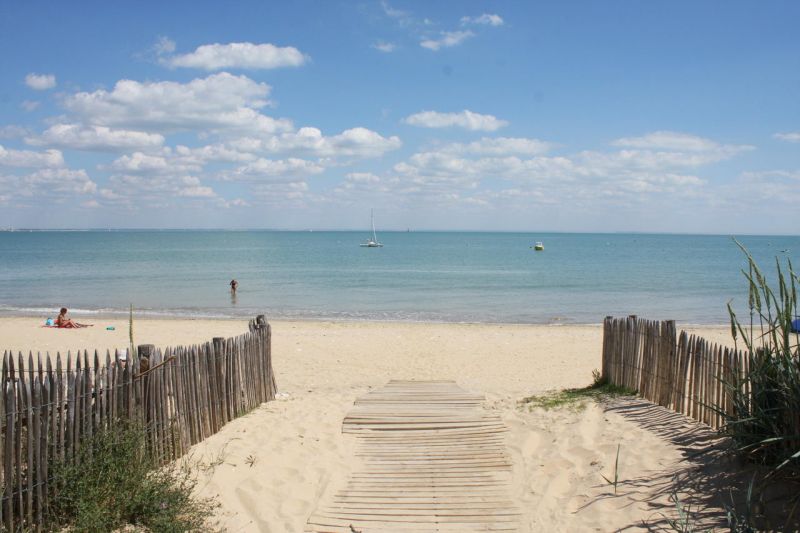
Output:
top-left (0, 317), bottom-right (736, 531)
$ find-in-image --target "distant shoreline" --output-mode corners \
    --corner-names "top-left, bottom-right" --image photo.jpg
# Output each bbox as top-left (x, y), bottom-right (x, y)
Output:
top-left (0, 310), bottom-right (731, 328)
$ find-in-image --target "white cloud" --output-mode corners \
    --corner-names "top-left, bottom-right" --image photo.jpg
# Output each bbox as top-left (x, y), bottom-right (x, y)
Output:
top-left (28, 124), bottom-right (165, 151)
top-left (0, 126), bottom-right (29, 139)
top-left (253, 181), bottom-right (310, 202)
top-left (461, 14), bottom-right (504, 26)
top-left (21, 100), bottom-right (40, 112)
top-left (403, 110), bottom-right (508, 131)
top-left (109, 152), bottom-right (188, 173)
top-left (385, 150), bottom-right (710, 209)
top-left (223, 158), bottom-right (324, 181)
top-left (372, 41), bottom-right (397, 53)
top-left (740, 169), bottom-right (800, 182)
top-left (580, 147), bottom-right (750, 170)
top-left (178, 185), bottom-right (216, 198)
top-left (25, 73), bottom-right (56, 90)
top-left (173, 143), bottom-right (257, 164)
top-left (365, 130), bottom-right (754, 209)
top-left (611, 131), bottom-right (749, 153)
top-left (606, 132), bottom-right (754, 169)
top-left (165, 42), bottom-right (307, 70)
top-left (153, 36), bottom-right (176, 55)
top-left (22, 168), bottom-right (96, 195)
top-left (104, 173), bottom-right (217, 204)
top-left (110, 143), bottom-right (260, 173)
top-left (229, 127), bottom-right (402, 158)
top-left (394, 152), bottom-right (574, 184)
top-left (773, 132), bottom-right (800, 143)
top-left (439, 137), bottom-right (553, 156)
top-left (732, 169), bottom-right (800, 205)
top-left (346, 172), bottom-right (381, 183)
top-left (323, 127), bottom-right (402, 157)
top-left (223, 198), bottom-right (250, 208)
top-left (420, 30), bottom-right (474, 51)
top-left (0, 145), bottom-right (64, 168)
top-left (99, 188), bottom-right (121, 200)
top-left (334, 172), bottom-right (389, 195)
top-left (380, 0), bottom-right (409, 19)
top-left (63, 72), bottom-right (293, 135)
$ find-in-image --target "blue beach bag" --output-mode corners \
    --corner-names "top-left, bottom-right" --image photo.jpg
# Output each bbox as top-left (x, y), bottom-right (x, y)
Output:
top-left (45, 318), bottom-right (54, 326)
top-left (792, 318), bottom-right (800, 334)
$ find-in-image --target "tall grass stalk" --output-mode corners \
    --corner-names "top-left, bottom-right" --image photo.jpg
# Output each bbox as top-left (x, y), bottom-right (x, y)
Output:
top-left (600, 444), bottom-right (621, 494)
top-left (725, 241), bottom-right (800, 479)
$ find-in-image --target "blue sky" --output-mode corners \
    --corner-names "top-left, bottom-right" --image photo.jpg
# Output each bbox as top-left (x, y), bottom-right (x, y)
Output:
top-left (0, 1), bottom-right (798, 233)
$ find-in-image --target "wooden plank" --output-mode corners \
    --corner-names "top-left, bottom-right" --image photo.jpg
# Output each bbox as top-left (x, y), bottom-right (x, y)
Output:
top-left (307, 381), bottom-right (519, 531)
top-left (4, 372), bottom-right (15, 531)
top-left (15, 354), bottom-right (25, 522)
top-left (22, 354), bottom-right (34, 529)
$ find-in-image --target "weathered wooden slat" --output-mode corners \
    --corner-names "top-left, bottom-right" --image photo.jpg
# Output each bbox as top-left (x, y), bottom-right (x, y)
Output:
top-left (601, 316), bottom-right (756, 433)
top-left (4, 373), bottom-right (15, 531)
top-left (307, 380), bottom-right (519, 532)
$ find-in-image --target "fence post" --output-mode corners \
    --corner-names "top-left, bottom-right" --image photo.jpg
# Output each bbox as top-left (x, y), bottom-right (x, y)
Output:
top-left (213, 338), bottom-right (226, 351)
top-left (212, 337), bottom-right (226, 424)
top-left (602, 317), bottom-right (612, 381)
top-left (138, 344), bottom-right (154, 373)
top-left (136, 344), bottom-right (154, 431)
top-left (137, 344), bottom-right (155, 359)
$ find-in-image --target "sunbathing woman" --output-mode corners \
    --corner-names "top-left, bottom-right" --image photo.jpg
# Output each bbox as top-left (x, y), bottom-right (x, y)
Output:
top-left (56, 307), bottom-right (90, 328)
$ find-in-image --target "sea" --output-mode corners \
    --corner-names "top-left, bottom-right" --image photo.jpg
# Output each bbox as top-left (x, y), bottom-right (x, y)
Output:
top-left (0, 231), bottom-right (797, 325)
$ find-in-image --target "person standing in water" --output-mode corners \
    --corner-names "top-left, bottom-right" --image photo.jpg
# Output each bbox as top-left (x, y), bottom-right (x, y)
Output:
top-left (230, 279), bottom-right (238, 293)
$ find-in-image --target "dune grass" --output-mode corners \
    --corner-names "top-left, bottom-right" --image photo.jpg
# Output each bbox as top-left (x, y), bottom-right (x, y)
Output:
top-left (520, 372), bottom-right (636, 411)
top-left (725, 243), bottom-right (800, 479)
top-left (665, 242), bottom-right (800, 532)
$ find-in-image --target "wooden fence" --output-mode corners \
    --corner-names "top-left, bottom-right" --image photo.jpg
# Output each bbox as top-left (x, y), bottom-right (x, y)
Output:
top-left (602, 315), bottom-right (748, 430)
top-left (0, 315), bottom-right (276, 531)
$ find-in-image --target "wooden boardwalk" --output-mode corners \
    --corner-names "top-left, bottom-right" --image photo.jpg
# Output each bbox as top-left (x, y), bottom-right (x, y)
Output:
top-left (306, 380), bottom-right (520, 532)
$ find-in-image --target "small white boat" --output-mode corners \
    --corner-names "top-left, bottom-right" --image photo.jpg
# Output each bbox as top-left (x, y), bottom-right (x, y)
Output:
top-left (533, 241), bottom-right (544, 251)
top-left (360, 209), bottom-right (383, 248)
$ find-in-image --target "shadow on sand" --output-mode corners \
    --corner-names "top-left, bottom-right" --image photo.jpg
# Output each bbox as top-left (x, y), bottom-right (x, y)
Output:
top-left (589, 396), bottom-right (799, 532)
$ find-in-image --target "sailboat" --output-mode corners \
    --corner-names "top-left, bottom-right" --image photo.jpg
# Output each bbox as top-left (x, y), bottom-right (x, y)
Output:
top-left (360, 209), bottom-right (384, 247)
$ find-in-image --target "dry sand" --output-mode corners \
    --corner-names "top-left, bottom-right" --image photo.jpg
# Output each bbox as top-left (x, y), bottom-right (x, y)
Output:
top-left (0, 317), bottom-right (737, 532)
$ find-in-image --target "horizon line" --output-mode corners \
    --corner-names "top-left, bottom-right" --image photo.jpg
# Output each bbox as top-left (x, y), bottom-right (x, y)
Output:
top-left (1, 228), bottom-right (798, 238)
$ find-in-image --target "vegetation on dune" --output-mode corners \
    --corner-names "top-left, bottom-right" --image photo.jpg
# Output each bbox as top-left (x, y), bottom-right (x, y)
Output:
top-left (47, 424), bottom-right (217, 532)
top-left (665, 242), bottom-right (800, 532)
top-left (519, 370), bottom-right (636, 411)
top-left (725, 243), bottom-right (800, 480)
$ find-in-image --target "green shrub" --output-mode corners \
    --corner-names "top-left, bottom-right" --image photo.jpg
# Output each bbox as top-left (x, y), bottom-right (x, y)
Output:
top-left (48, 424), bottom-right (217, 532)
top-left (725, 242), bottom-right (800, 478)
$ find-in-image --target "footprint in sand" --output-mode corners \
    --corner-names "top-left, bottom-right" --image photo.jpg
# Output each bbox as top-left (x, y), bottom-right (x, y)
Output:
top-left (279, 497), bottom-right (311, 519)
top-left (238, 477), bottom-right (263, 492)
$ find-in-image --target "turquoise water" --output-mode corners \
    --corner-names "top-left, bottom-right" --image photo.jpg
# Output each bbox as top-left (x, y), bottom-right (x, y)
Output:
top-left (0, 231), bottom-right (797, 324)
